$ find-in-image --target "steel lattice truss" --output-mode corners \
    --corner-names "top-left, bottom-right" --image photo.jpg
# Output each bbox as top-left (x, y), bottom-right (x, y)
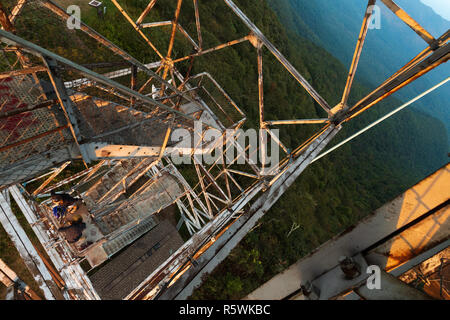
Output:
top-left (0, 0), bottom-right (448, 300)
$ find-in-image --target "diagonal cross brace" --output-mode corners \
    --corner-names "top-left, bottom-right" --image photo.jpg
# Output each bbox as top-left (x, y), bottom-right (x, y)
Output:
top-left (380, 0), bottom-right (436, 46)
top-left (223, 0), bottom-right (331, 115)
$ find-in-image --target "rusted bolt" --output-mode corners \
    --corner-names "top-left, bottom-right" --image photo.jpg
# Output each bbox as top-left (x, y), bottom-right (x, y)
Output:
top-left (339, 256), bottom-right (361, 279)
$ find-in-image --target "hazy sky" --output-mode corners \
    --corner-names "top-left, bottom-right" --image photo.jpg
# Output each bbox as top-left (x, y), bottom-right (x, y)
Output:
top-left (420, 0), bottom-right (450, 20)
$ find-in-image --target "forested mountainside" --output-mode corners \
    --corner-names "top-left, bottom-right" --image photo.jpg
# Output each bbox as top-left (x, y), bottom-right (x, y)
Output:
top-left (1, 0), bottom-right (448, 300)
top-left (267, 0), bottom-right (450, 138)
top-left (185, 0), bottom-right (448, 299)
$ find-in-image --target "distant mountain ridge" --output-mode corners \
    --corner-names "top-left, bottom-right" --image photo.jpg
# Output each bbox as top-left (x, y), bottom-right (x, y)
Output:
top-left (419, 0), bottom-right (450, 23)
top-left (267, 0), bottom-right (450, 139)
top-left (420, 0), bottom-right (450, 22)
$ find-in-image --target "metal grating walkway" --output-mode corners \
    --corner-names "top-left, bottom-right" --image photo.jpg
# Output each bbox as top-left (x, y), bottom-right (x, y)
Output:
top-left (89, 219), bottom-right (183, 300)
top-left (102, 216), bottom-right (158, 257)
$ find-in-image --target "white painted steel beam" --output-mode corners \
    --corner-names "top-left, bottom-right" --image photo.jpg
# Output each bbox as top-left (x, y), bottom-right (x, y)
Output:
top-left (0, 191), bottom-right (57, 300)
top-left (155, 125), bottom-right (340, 299)
top-left (9, 185), bottom-right (100, 300)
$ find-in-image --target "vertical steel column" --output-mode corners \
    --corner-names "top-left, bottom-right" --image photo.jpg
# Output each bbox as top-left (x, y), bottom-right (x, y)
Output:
top-left (257, 41), bottom-right (266, 171)
top-left (130, 64), bottom-right (137, 106)
top-left (167, 0), bottom-right (183, 60)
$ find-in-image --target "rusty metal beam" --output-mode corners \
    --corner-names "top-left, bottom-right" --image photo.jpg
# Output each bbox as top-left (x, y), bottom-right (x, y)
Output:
top-left (380, 0), bottom-right (436, 46)
top-left (194, 156), bottom-right (230, 203)
top-left (0, 65), bottom-right (46, 79)
top-left (223, 0), bottom-right (331, 115)
top-left (379, 46), bottom-right (432, 88)
top-left (42, 56), bottom-right (90, 166)
top-left (130, 65), bottom-right (138, 91)
top-left (257, 41), bottom-right (264, 129)
top-left (41, 0), bottom-right (197, 109)
top-left (0, 30), bottom-right (207, 129)
top-left (161, 0), bottom-right (183, 82)
top-left (32, 161), bottom-right (70, 195)
top-left (172, 36), bottom-right (249, 63)
top-left (0, 99), bottom-right (56, 119)
top-left (130, 65), bottom-right (137, 105)
top-left (159, 125), bottom-right (172, 161)
top-left (222, 167), bottom-right (233, 200)
top-left (7, 1), bottom-right (26, 24)
top-left (0, 2), bottom-right (15, 32)
top-left (379, 31), bottom-right (449, 89)
top-left (8, 0), bottom-right (26, 24)
top-left (167, 0), bottom-right (183, 60)
top-left (345, 41), bottom-right (449, 121)
top-left (43, 57), bottom-right (82, 142)
top-left (155, 125), bottom-right (340, 300)
top-left (136, 0), bottom-right (158, 26)
top-left (111, 0), bottom-right (164, 59)
top-left (339, 0), bottom-right (376, 110)
top-left (41, 162), bottom-right (104, 194)
top-left (0, 124), bottom-right (69, 153)
top-left (141, 21), bottom-right (172, 28)
top-left (193, 0), bottom-right (202, 50)
top-left (314, 77), bottom-right (450, 164)
top-left (194, 163), bottom-right (213, 217)
top-left (265, 119), bottom-right (328, 126)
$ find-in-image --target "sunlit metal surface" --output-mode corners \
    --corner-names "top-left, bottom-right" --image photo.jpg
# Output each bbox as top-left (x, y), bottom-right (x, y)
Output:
top-left (0, 0), bottom-right (448, 300)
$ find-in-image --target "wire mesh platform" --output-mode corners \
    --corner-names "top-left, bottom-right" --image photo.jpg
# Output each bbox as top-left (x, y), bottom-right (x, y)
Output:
top-left (89, 219), bottom-right (183, 300)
